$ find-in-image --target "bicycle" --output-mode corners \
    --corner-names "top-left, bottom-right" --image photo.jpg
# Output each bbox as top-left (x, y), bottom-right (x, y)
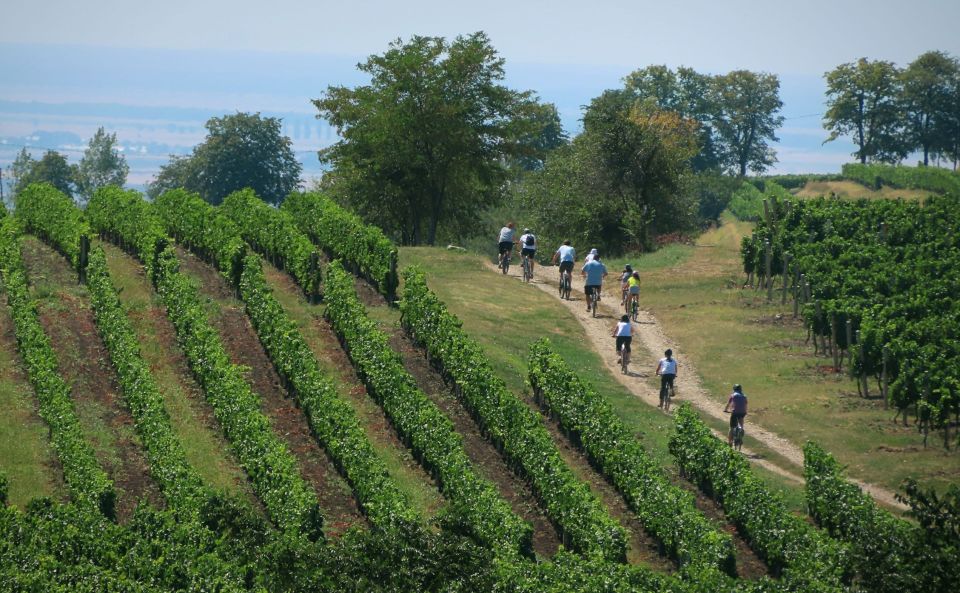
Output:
top-left (731, 419), bottom-right (745, 451)
top-left (522, 254), bottom-right (533, 283)
top-left (658, 380), bottom-right (674, 412)
top-left (559, 270), bottom-right (572, 300)
top-left (499, 250), bottom-right (511, 275)
top-left (587, 286), bottom-right (599, 317)
top-left (630, 297), bottom-right (639, 322)
top-left (619, 348), bottom-right (630, 374)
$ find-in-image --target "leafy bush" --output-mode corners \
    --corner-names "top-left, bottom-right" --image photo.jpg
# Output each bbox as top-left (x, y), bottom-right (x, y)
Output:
top-left (400, 267), bottom-right (627, 561)
top-left (324, 261), bottom-right (531, 555)
top-left (842, 163), bottom-right (960, 195)
top-left (670, 404), bottom-right (850, 592)
top-left (528, 339), bottom-right (734, 572)
top-left (283, 191), bottom-right (398, 300)
top-left (0, 217), bottom-right (115, 518)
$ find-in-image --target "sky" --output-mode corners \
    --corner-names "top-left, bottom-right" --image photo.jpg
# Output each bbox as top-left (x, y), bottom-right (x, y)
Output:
top-left (2, 0), bottom-right (959, 184)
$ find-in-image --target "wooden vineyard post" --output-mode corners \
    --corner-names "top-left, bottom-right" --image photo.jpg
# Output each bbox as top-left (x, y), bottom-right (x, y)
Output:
top-left (793, 268), bottom-right (801, 318)
top-left (309, 251), bottom-right (321, 304)
top-left (856, 330), bottom-right (869, 398)
top-left (813, 300), bottom-right (823, 355)
top-left (764, 240), bottom-right (773, 301)
top-left (922, 373), bottom-right (931, 448)
top-left (763, 198), bottom-right (770, 225)
top-left (781, 253), bottom-right (792, 305)
top-left (881, 346), bottom-right (889, 409)
top-left (831, 312), bottom-right (840, 371)
top-left (845, 319), bottom-right (854, 371)
top-left (78, 234), bottom-right (90, 284)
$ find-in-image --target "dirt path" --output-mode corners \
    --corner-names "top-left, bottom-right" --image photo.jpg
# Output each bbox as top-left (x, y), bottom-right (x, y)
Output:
top-left (489, 261), bottom-right (907, 512)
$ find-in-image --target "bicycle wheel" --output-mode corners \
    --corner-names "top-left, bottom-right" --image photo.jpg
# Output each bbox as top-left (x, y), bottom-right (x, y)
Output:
top-left (523, 257), bottom-right (531, 282)
top-left (621, 351), bottom-right (629, 374)
top-left (631, 299), bottom-right (639, 322)
top-left (734, 426), bottom-right (744, 451)
top-left (501, 254), bottom-right (510, 274)
top-left (590, 289), bottom-right (597, 317)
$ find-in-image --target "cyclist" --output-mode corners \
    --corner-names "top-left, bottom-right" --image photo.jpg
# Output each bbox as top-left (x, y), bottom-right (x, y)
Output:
top-left (518, 228), bottom-right (537, 278)
top-left (655, 349), bottom-right (677, 411)
top-left (584, 248), bottom-right (599, 264)
top-left (552, 240), bottom-right (576, 285)
top-left (612, 314), bottom-right (632, 372)
top-left (626, 271), bottom-right (640, 317)
top-left (580, 253), bottom-right (607, 312)
top-left (619, 264), bottom-right (633, 305)
top-left (723, 384), bottom-right (748, 447)
top-left (497, 222), bottom-right (517, 268)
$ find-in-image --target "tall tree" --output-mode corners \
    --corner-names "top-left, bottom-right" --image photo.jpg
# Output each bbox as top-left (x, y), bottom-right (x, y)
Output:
top-left (823, 58), bottom-right (906, 164)
top-left (900, 51), bottom-right (960, 166)
top-left (314, 32), bottom-right (542, 245)
top-left (711, 70), bottom-right (784, 176)
top-left (519, 93), bottom-right (699, 253)
top-left (149, 113), bottom-right (301, 205)
top-left (4, 148), bottom-right (34, 204)
top-left (15, 150), bottom-right (74, 197)
top-left (74, 127), bottom-right (129, 203)
top-left (624, 65), bottom-right (721, 171)
top-left (944, 71), bottom-right (960, 170)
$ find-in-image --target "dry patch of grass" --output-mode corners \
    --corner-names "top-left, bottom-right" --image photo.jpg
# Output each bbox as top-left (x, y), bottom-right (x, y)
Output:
top-left (794, 180), bottom-right (932, 201)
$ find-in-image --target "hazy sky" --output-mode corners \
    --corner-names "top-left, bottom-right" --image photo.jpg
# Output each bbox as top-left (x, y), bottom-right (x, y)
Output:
top-left (6, 0), bottom-right (958, 73)
top-left (2, 0), bottom-right (959, 178)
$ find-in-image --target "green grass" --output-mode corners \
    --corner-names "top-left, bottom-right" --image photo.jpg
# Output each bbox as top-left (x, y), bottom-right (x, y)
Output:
top-left (639, 212), bottom-right (960, 498)
top-left (399, 246), bottom-right (808, 511)
top-left (261, 264), bottom-right (446, 518)
top-left (101, 242), bottom-right (251, 496)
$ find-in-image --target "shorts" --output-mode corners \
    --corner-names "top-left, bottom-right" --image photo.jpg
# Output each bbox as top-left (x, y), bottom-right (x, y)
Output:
top-left (629, 286), bottom-right (640, 295)
top-left (584, 284), bottom-right (601, 298)
top-left (521, 247), bottom-right (536, 258)
top-left (616, 336), bottom-right (632, 353)
top-left (729, 412), bottom-right (746, 429)
top-left (660, 373), bottom-right (675, 396)
top-left (498, 241), bottom-right (513, 255)
top-left (559, 261), bottom-right (574, 274)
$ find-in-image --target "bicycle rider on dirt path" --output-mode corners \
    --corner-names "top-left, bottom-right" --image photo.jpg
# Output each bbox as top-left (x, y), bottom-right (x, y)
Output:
top-left (552, 240), bottom-right (576, 282)
top-left (497, 222), bottom-right (518, 268)
top-left (518, 228), bottom-right (537, 277)
top-left (580, 253), bottom-right (608, 312)
top-left (723, 384), bottom-right (748, 446)
top-left (655, 349), bottom-right (677, 411)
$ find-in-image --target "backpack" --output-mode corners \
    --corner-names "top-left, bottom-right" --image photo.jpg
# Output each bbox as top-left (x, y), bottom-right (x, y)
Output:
top-left (524, 234), bottom-right (535, 246)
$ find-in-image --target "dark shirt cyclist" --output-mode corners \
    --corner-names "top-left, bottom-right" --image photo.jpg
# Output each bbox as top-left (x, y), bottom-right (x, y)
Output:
top-left (723, 384), bottom-right (748, 446)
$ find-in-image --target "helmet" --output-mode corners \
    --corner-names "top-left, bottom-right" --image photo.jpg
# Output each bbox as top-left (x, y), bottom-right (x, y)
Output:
top-left (733, 384), bottom-right (742, 393)
top-left (625, 264), bottom-right (633, 271)
top-left (523, 228), bottom-right (531, 234)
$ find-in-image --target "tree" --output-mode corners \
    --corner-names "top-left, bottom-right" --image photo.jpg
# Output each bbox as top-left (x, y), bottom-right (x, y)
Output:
top-left (823, 58), bottom-right (906, 164)
top-left (149, 113), bottom-right (301, 205)
top-left (15, 150), bottom-right (74, 197)
top-left (519, 94), bottom-right (699, 253)
top-left (509, 101), bottom-right (567, 172)
top-left (900, 51), bottom-right (960, 166)
top-left (314, 32), bottom-right (544, 245)
top-left (74, 127), bottom-right (129, 203)
top-left (624, 65), bottom-right (721, 172)
top-left (4, 148), bottom-right (34, 204)
top-left (711, 70), bottom-right (784, 176)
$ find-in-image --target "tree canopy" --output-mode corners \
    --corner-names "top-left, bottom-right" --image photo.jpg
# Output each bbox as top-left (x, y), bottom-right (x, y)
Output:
top-left (13, 150), bottom-right (75, 198)
top-left (519, 96), bottom-right (699, 254)
top-left (149, 112), bottom-right (301, 205)
top-left (823, 58), bottom-right (906, 164)
top-left (711, 70), bottom-right (784, 176)
top-left (314, 32), bottom-right (555, 245)
top-left (74, 127), bottom-right (129, 203)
